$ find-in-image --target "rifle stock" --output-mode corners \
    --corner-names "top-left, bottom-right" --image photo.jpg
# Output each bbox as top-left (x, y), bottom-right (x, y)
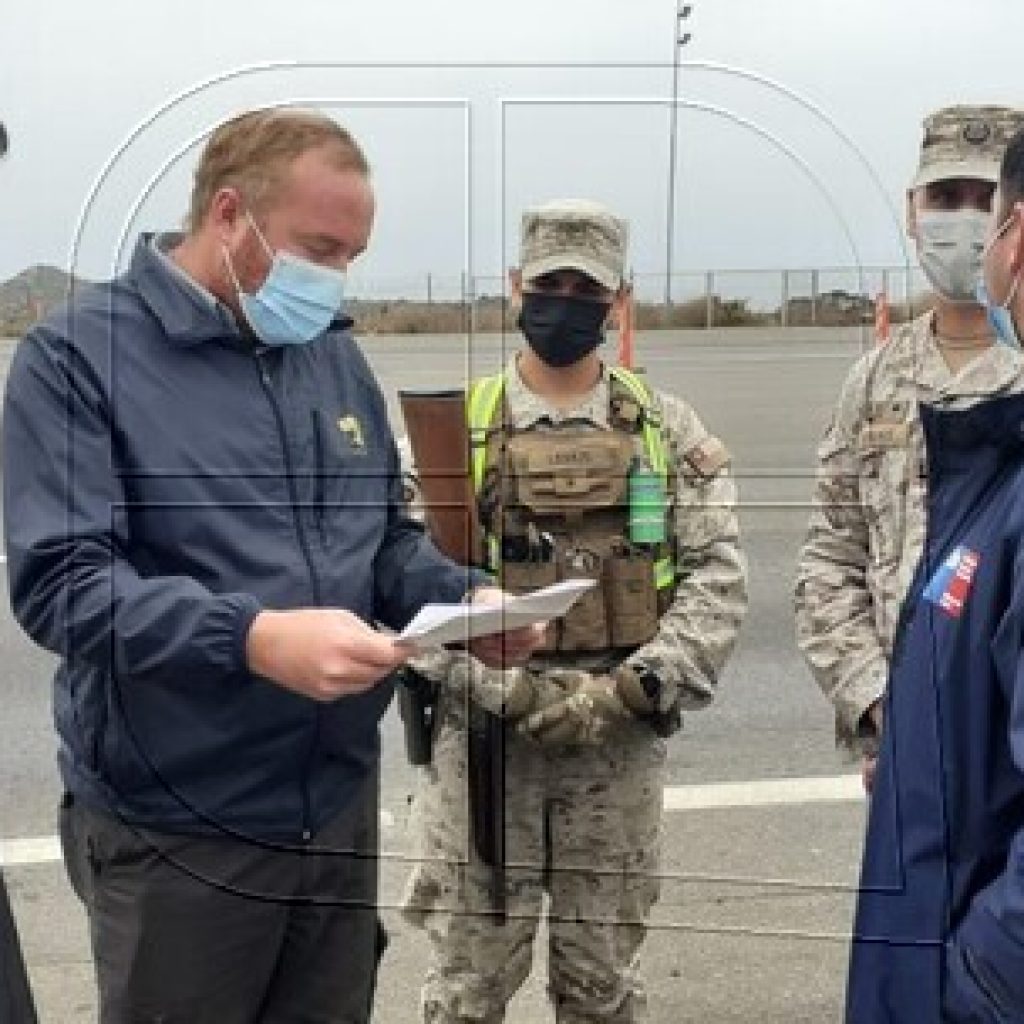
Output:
top-left (399, 389), bottom-right (484, 567)
top-left (401, 388), bottom-right (506, 922)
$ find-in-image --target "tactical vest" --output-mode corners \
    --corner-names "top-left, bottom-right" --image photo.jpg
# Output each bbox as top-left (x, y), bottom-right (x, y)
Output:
top-left (466, 366), bottom-right (677, 654)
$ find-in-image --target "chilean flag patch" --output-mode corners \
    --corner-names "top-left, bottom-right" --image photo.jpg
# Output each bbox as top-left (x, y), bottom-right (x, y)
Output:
top-left (923, 546), bottom-right (980, 618)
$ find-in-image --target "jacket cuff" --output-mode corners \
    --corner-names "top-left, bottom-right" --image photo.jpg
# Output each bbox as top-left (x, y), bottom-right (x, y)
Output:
top-left (231, 594), bottom-right (265, 675)
top-left (455, 568), bottom-right (493, 603)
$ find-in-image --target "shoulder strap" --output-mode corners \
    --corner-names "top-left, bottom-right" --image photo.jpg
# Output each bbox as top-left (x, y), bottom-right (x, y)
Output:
top-left (466, 372), bottom-right (506, 493)
top-left (609, 367), bottom-right (676, 593)
top-left (609, 366), bottom-right (669, 481)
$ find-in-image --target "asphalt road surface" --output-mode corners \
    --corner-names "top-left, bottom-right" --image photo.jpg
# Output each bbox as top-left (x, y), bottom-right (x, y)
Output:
top-left (0, 327), bottom-right (879, 1022)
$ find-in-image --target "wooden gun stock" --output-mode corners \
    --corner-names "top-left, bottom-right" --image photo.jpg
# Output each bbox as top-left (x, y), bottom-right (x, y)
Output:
top-left (399, 389), bottom-right (484, 567)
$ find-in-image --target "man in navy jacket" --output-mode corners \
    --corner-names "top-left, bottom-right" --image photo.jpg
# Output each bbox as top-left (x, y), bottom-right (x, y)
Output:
top-left (847, 127), bottom-right (1024, 1022)
top-left (2, 108), bottom-right (540, 1024)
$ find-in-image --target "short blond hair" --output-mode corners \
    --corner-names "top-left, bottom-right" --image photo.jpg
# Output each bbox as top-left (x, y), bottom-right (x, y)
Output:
top-left (187, 108), bottom-right (370, 231)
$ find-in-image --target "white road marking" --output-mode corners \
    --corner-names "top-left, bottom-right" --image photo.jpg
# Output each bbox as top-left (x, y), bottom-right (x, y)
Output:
top-left (0, 775), bottom-right (863, 868)
top-left (0, 835), bottom-right (60, 867)
top-left (662, 774), bottom-right (864, 811)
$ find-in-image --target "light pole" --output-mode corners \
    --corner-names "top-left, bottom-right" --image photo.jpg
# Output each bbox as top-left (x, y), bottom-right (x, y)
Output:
top-left (665, 2), bottom-right (693, 306)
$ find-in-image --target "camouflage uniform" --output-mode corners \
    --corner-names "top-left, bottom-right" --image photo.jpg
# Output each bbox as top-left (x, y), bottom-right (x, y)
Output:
top-left (403, 355), bottom-right (747, 1024)
top-left (795, 313), bottom-right (1024, 746)
top-left (794, 104), bottom-right (1024, 748)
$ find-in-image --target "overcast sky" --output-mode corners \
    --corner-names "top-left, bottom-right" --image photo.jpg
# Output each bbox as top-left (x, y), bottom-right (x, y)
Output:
top-left (1, 0), bottom-right (1021, 300)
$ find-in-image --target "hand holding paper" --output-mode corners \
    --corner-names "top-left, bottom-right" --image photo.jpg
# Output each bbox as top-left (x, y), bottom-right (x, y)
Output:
top-left (398, 579), bottom-right (597, 655)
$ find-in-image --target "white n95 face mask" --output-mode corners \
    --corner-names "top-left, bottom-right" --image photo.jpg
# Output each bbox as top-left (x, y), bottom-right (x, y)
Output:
top-left (916, 209), bottom-right (990, 304)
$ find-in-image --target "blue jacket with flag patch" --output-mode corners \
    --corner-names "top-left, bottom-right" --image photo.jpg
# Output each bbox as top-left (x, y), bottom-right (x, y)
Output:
top-left (847, 393), bottom-right (1024, 1022)
top-left (2, 234), bottom-right (479, 841)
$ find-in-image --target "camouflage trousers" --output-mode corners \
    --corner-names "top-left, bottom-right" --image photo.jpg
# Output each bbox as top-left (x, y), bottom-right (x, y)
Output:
top-left (402, 692), bottom-right (665, 1024)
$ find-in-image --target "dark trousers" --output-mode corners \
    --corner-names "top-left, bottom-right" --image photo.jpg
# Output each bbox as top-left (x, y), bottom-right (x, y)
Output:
top-left (59, 774), bottom-right (386, 1024)
top-left (0, 870), bottom-right (38, 1024)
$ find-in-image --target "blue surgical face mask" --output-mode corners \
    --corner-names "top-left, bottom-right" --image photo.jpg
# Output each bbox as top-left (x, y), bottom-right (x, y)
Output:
top-left (224, 212), bottom-right (346, 345)
top-left (976, 282), bottom-right (1021, 347)
top-left (977, 213), bottom-right (1023, 348)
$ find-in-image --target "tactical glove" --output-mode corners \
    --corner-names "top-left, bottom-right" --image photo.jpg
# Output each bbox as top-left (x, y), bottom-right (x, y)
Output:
top-left (608, 664), bottom-right (657, 716)
top-left (613, 663), bottom-right (681, 737)
top-left (517, 673), bottom-right (628, 747)
top-left (468, 666), bottom-right (536, 719)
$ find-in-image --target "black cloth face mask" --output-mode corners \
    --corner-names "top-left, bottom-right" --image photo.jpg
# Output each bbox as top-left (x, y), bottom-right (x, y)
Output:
top-left (517, 292), bottom-right (612, 367)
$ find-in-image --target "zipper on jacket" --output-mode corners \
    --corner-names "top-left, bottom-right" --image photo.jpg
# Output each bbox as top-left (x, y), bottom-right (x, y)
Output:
top-left (253, 349), bottom-right (323, 840)
top-left (311, 409), bottom-right (326, 545)
top-left (253, 351), bottom-right (323, 605)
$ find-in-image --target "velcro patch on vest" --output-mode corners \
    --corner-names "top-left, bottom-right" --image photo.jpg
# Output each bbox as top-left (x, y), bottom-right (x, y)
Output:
top-left (923, 545), bottom-right (980, 618)
top-left (869, 399), bottom-right (910, 420)
top-left (857, 421), bottom-right (911, 450)
top-left (684, 436), bottom-right (730, 477)
top-left (507, 432), bottom-right (632, 513)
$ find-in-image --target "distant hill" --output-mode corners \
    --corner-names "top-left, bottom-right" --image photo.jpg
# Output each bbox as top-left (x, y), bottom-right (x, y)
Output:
top-left (0, 265), bottom-right (88, 336)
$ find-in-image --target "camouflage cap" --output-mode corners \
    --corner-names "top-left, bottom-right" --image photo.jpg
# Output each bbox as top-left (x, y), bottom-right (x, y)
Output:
top-left (519, 199), bottom-right (627, 291)
top-left (913, 104), bottom-right (1024, 188)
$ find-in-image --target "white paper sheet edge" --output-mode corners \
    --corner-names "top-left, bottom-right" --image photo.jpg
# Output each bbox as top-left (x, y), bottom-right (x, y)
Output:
top-left (397, 578), bottom-right (597, 649)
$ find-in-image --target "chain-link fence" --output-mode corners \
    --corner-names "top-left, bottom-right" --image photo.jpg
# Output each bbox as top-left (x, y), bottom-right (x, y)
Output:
top-left (337, 266), bottom-right (932, 334)
top-left (1, 266), bottom-right (933, 337)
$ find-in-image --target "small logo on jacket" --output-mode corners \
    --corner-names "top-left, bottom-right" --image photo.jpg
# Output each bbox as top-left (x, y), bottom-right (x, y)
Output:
top-left (337, 415), bottom-right (365, 451)
top-left (923, 546), bottom-right (980, 618)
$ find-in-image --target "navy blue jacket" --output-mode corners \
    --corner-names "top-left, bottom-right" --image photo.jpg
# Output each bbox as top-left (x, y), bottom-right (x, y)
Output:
top-left (847, 394), bottom-right (1024, 1022)
top-left (3, 235), bottom-right (477, 840)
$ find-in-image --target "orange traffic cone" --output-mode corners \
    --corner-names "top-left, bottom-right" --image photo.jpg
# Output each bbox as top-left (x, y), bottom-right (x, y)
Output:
top-left (874, 291), bottom-right (891, 345)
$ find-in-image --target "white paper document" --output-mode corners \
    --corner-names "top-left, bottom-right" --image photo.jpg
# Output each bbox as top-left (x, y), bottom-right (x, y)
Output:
top-left (397, 578), bottom-right (597, 649)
